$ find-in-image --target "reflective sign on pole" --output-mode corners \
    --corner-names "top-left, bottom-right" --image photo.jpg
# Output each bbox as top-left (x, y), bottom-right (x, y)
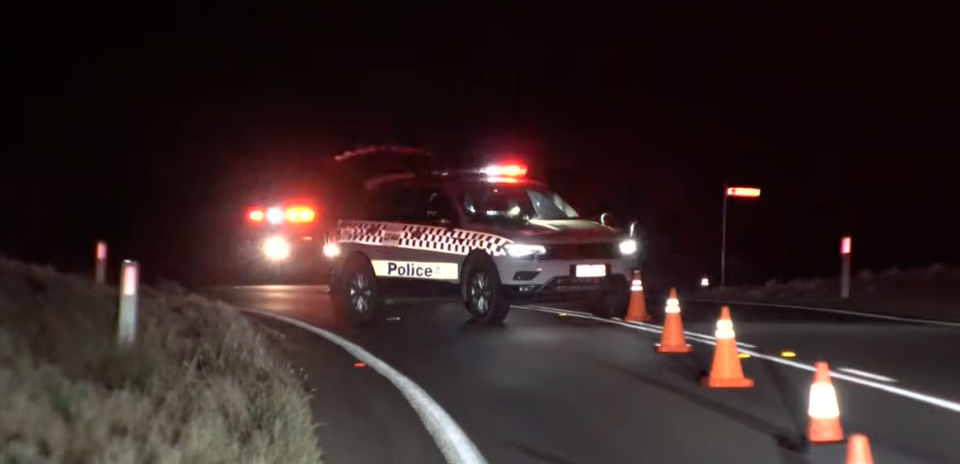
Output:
top-left (726, 187), bottom-right (761, 198)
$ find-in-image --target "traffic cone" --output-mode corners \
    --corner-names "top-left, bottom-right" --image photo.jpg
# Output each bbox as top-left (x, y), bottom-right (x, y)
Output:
top-left (807, 361), bottom-right (844, 443)
top-left (701, 306), bottom-right (753, 388)
top-left (624, 271), bottom-right (651, 322)
top-left (846, 434), bottom-right (873, 464)
top-left (656, 288), bottom-right (692, 353)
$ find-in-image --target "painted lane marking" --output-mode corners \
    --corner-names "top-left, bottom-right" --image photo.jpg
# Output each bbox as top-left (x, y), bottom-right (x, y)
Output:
top-left (684, 299), bottom-right (960, 329)
top-left (837, 367), bottom-right (898, 383)
top-left (515, 304), bottom-right (960, 415)
top-left (517, 305), bottom-right (757, 348)
top-left (239, 307), bottom-right (488, 464)
top-left (521, 304), bottom-right (757, 348)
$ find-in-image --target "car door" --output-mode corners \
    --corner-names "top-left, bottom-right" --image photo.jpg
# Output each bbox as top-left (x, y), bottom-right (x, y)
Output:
top-left (369, 185), bottom-right (465, 294)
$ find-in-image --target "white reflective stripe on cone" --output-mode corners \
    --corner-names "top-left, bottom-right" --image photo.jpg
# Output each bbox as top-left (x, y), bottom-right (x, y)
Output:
top-left (665, 298), bottom-right (680, 314)
top-left (809, 383), bottom-right (841, 418)
top-left (715, 319), bottom-right (734, 338)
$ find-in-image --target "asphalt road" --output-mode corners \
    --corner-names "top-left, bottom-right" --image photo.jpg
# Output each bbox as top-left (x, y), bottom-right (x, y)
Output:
top-left (209, 285), bottom-right (960, 464)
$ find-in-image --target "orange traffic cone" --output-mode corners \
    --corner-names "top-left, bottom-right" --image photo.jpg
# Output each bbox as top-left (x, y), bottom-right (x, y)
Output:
top-left (702, 306), bottom-right (753, 388)
top-left (656, 288), bottom-right (692, 353)
top-left (846, 434), bottom-right (873, 464)
top-left (808, 361), bottom-right (844, 443)
top-left (624, 271), bottom-right (651, 322)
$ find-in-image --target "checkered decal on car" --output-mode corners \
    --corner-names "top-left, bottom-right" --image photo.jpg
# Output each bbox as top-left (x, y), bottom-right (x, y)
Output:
top-left (336, 220), bottom-right (511, 256)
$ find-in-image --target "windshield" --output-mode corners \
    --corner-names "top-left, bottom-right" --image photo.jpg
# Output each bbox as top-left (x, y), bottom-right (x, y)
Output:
top-left (462, 184), bottom-right (579, 221)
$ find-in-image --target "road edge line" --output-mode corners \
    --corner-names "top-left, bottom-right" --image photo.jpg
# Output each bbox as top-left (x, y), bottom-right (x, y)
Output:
top-left (238, 307), bottom-right (487, 464)
top-left (515, 304), bottom-right (960, 415)
top-left (684, 299), bottom-right (960, 328)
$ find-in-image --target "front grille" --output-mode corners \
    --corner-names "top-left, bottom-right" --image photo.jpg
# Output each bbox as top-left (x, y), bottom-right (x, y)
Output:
top-left (543, 242), bottom-right (619, 260)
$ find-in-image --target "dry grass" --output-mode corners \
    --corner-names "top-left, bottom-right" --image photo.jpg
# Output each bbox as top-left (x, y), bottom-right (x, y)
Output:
top-left (695, 264), bottom-right (960, 322)
top-left (0, 258), bottom-right (321, 464)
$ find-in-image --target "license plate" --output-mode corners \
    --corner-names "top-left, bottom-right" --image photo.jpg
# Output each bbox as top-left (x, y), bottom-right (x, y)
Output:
top-left (575, 264), bottom-right (607, 278)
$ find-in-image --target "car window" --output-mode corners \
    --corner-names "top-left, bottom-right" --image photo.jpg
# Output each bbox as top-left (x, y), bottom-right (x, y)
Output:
top-left (366, 185), bottom-right (417, 221)
top-left (410, 188), bottom-right (458, 224)
top-left (462, 185), bottom-right (579, 221)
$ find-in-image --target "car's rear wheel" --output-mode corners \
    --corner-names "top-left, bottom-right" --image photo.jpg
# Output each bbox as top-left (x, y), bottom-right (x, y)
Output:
top-left (462, 254), bottom-right (510, 324)
top-left (334, 254), bottom-right (380, 325)
top-left (591, 277), bottom-right (630, 319)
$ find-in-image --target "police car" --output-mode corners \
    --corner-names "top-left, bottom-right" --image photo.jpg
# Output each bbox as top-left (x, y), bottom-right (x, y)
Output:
top-left (323, 155), bottom-right (640, 325)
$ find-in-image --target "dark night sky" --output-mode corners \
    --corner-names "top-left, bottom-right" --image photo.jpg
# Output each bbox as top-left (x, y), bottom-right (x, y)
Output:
top-left (2, 4), bottom-right (959, 287)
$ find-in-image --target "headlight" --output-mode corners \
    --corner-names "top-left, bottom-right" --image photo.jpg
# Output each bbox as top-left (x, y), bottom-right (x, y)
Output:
top-left (263, 236), bottom-right (291, 260)
top-left (619, 239), bottom-right (638, 255)
top-left (322, 242), bottom-right (341, 258)
top-left (504, 243), bottom-right (546, 258)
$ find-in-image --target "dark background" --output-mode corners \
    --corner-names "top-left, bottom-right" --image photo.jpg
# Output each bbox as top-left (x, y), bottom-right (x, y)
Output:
top-left (2, 4), bottom-right (958, 288)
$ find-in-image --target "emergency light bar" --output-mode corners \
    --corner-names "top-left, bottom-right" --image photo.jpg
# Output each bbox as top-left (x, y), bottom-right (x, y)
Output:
top-left (481, 164), bottom-right (528, 177)
top-left (247, 205), bottom-right (317, 224)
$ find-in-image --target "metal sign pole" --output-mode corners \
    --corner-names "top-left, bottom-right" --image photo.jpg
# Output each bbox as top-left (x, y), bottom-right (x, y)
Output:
top-left (720, 186), bottom-right (729, 287)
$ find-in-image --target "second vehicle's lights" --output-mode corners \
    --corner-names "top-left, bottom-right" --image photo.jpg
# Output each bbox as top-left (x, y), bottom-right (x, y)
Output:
top-left (266, 207), bottom-right (285, 224)
top-left (323, 242), bottom-right (341, 258)
top-left (263, 236), bottom-right (291, 260)
top-left (286, 206), bottom-right (316, 223)
top-left (619, 239), bottom-right (638, 255)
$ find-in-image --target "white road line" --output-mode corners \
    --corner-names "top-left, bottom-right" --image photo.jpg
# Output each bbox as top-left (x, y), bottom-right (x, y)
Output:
top-left (837, 367), bottom-right (898, 383)
top-left (209, 284), bottom-right (331, 291)
top-left (239, 307), bottom-right (487, 464)
top-left (521, 304), bottom-right (756, 348)
top-left (684, 298), bottom-right (960, 329)
top-left (623, 319), bottom-right (758, 349)
top-left (515, 304), bottom-right (960, 415)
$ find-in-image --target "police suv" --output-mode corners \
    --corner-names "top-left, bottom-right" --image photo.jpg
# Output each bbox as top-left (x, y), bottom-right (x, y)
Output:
top-left (323, 160), bottom-right (640, 325)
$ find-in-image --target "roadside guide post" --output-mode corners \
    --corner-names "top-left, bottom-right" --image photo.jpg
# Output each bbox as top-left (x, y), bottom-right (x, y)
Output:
top-left (841, 236), bottom-right (852, 299)
top-left (95, 241), bottom-right (107, 284)
top-left (118, 260), bottom-right (139, 346)
top-left (721, 186), bottom-right (761, 287)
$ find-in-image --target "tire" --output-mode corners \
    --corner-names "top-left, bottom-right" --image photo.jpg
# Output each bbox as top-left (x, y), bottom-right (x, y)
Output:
top-left (591, 277), bottom-right (630, 319)
top-left (461, 253), bottom-right (511, 324)
top-left (333, 254), bottom-right (381, 326)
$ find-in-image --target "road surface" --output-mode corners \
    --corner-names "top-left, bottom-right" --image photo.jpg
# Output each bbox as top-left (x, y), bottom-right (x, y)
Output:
top-left (208, 285), bottom-right (960, 464)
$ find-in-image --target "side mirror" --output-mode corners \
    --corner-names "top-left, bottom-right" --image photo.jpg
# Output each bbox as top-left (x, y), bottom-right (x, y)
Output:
top-left (598, 212), bottom-right (619, 228)
top-left (627, 220), bottom-right (639, 237)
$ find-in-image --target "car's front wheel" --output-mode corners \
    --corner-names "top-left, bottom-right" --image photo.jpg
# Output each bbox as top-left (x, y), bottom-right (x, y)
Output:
top-left (462, 254), bottom-right (511, 324)
top-left (334, 254), bottom-right (381, 326)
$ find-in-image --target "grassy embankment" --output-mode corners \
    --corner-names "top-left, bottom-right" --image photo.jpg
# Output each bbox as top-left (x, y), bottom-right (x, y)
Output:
top-left (0, 258), bottom-right (321, 464)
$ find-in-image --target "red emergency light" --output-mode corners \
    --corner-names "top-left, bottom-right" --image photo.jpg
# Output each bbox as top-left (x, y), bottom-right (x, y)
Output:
top-left (482, 164), bottom-right (528, 178)
top-left (726, 187), bottom-right (761, 198)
